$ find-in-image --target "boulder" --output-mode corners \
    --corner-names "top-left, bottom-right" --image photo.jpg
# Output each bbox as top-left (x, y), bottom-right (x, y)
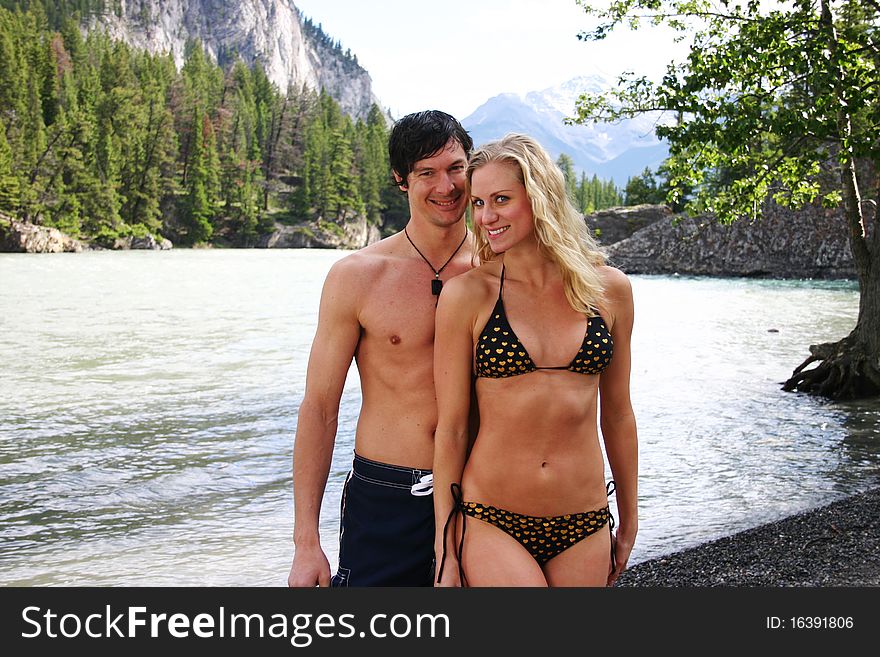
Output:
top-left (586, 204), bottom-right (671, 245)
top-left (0, 216), bottom-right (85, 253)
top-left (596, 203), bottom-right (855, 279)
top-left (113, 234), bottom-right (173, 250)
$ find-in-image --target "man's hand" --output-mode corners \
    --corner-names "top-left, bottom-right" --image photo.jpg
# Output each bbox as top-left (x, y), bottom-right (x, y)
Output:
top-left (288, 545), bottom-right (332, 587)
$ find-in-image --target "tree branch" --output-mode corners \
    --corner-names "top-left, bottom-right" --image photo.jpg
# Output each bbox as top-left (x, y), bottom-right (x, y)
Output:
top-left (578, 8), bottom-right (767, 39)
top-left (862, 0), bottom-right (880, 15)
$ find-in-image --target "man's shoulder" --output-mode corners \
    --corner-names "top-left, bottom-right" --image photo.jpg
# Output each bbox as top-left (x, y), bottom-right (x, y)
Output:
top-left (328, 240), bottom-right (395, 281)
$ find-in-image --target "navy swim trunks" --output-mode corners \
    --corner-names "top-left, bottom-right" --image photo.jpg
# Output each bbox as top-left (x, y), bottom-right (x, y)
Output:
top-left (331, 453), bottom-right (435, 587)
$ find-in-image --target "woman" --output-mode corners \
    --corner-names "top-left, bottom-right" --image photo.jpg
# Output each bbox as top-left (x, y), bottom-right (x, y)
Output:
top-left (433, 134), bottom-right (638, 587)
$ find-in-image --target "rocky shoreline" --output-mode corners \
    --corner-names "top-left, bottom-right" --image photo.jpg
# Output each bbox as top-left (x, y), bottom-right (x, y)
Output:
top-left (589, 202), bottom-right (855, 280)
top-left (616, 486), bottom-right (880, 587)
top-left (0, 215), bottom-right (173, 253)
top-left (0, 213), bottom-right (380, 253)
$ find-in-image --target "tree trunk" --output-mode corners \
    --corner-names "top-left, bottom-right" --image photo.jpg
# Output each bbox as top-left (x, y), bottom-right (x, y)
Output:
top-left (782, 0), bottom-right (880, 400)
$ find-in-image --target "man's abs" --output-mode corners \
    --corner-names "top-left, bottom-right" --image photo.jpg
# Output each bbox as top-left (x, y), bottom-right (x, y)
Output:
top-left (353, 382), bottom-right (437, 469)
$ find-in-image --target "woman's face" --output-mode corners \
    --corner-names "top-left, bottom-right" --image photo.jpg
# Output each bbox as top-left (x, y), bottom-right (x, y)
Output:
top-left (470, 161), bottom-right (536, 254)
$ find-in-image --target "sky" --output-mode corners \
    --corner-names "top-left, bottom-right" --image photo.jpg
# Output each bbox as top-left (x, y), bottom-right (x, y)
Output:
top-left (291, 0), bottom-right (693, 120)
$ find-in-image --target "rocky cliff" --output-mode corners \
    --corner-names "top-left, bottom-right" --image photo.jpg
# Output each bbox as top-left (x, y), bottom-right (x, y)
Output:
top-left (597, 202), bottom-right (855, 280)
top-left (87, 0), bottom-right (381, 119)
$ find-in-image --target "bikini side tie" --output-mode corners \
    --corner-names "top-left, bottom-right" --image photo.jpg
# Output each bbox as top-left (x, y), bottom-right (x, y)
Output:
top-left (436, 483), bottom-right (468, 586)
top-left (606, 480), bottom-right (617, 574)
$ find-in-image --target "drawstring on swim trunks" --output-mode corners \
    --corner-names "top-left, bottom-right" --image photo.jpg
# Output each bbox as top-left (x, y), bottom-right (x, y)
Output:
top-left (411, 473), bottom-right (434, 496)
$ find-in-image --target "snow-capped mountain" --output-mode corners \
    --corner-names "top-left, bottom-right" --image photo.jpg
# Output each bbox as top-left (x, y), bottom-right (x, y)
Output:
top-left (462, 75), bottom-right (669, 184)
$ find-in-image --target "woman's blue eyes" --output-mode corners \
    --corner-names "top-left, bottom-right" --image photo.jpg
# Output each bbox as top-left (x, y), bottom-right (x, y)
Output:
top-left (471, 196), bottom-right (508, 207)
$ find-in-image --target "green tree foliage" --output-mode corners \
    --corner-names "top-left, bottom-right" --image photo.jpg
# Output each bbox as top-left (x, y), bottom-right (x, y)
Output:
top-left (357, 104), bottom-right (390, 224)
top-left (556, 152), bottom-right (623, 213)
top-left (624, 167), bottom-right (665, 206)
top-left (0, 4), bottom-right (392, 248)
top-left (118, 50), bottom-right (177, 235)
top-left (0, 2), bottom-right (117, 29)
top-left (556, 153), bottom-right (578, 202)
top-left (217, 60), bottom-right (266, 245)
top-left (301, 17), bottom-right (362, 73)
top-left (570, 0), bottom-right (880, 399)
top-left (0, 117), bottom-right (19, 211)
top-left (183, 108), bottom-right (217, 243)
top-left (294, 90), bottom-right (364, 222)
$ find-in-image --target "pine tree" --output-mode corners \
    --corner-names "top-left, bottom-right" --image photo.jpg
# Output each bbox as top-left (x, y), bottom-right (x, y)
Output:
top-left (119, 50), bottom-right (176, 235)
top-left (0, 117), bottom-right (19, 212)
top-left (624, 167), bottom-right (662, 206)
top-left (574, 171), bottom-right (591, 214)
top-left (358, 104), bottom-right (388, 223)
top-left (326, 116), bottom-right (362, 221)
top-left (0, 8), bottom-right (26, 128)
top-left (221, 60), bottom-right (263, 243)
top-left (556, 153), bottom-right (577, 202)
top-left (183, 108), bottom-right (216, 243)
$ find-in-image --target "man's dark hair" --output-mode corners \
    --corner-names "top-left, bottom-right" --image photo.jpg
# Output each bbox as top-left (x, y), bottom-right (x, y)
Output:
top-left (388, 110), bottom-right (473, 189)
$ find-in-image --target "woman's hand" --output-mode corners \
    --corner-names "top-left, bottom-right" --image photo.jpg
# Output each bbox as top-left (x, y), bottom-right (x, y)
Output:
top-left (607, 527), bottom-right (636, 586)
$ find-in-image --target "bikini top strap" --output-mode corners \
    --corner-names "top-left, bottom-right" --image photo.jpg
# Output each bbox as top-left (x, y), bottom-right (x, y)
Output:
top-left (499, 264), bottom-right (506, 299)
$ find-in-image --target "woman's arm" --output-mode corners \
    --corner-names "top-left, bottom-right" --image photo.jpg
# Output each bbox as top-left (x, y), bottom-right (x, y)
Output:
top-left (598, 266), bottom-right (639, 586)
top-left (432, 275), bottom-right (479, 586)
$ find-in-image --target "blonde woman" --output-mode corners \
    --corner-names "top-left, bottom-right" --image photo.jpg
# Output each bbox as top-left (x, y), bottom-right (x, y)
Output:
top-left (433, 134), bottom-right (638, 586)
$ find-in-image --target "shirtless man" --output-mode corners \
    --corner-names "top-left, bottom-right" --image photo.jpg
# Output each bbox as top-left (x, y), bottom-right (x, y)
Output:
top-left (287, 111), bottom-right (474, 587)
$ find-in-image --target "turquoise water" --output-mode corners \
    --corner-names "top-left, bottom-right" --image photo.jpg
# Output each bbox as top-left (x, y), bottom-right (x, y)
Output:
top-left (1, 250), bottom-right (878, 585)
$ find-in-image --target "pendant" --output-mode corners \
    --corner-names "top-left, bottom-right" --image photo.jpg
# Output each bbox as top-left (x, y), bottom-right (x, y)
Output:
top-left (432, 278), bottom-right (443, 295)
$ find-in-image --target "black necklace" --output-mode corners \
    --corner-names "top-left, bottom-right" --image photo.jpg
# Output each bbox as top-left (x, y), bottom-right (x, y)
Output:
top-left (404, 226), bottom-right (468, 295)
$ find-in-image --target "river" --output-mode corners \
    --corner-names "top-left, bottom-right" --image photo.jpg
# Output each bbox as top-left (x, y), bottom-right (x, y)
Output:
top-left (1, 249), bottom-right (878, 585)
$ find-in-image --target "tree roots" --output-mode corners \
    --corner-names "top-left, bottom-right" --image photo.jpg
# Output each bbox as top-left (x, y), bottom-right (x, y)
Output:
top-left (783, 336), bottom-right (880, 400)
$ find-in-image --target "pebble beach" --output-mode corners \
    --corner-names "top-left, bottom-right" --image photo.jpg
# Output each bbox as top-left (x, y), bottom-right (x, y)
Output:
top-left (616, 486), bottom-right (880, 587)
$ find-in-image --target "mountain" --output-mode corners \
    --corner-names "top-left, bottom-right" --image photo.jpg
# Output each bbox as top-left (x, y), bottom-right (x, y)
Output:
top-left (85, 0), bottom-right (381, 119)
top-left (462, 75), bottom-right (669, 184)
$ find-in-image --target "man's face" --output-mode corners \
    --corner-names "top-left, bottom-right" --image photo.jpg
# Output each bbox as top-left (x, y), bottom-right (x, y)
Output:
top-left (399, 139), bottom-right (469, 228)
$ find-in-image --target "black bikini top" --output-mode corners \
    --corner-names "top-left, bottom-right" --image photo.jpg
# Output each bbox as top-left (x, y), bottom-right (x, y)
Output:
top-left (475, 266), bottom-right (613, 379)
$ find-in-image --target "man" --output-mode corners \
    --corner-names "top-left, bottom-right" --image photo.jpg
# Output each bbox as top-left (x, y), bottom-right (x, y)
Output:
top-left (288, 110), bottom-right (474, 587)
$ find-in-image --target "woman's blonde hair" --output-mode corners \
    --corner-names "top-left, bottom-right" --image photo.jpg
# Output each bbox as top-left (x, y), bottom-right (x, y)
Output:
top-left (467, 133), bottom-right (607, 314)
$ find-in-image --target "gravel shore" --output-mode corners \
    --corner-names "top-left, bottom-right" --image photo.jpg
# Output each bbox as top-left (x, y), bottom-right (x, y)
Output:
top-left (616, 486), bottom-right (880, 587)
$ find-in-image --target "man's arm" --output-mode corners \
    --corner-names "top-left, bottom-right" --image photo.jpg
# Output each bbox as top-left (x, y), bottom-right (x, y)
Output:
top-left (288, 258), bottom-right (364, 587)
